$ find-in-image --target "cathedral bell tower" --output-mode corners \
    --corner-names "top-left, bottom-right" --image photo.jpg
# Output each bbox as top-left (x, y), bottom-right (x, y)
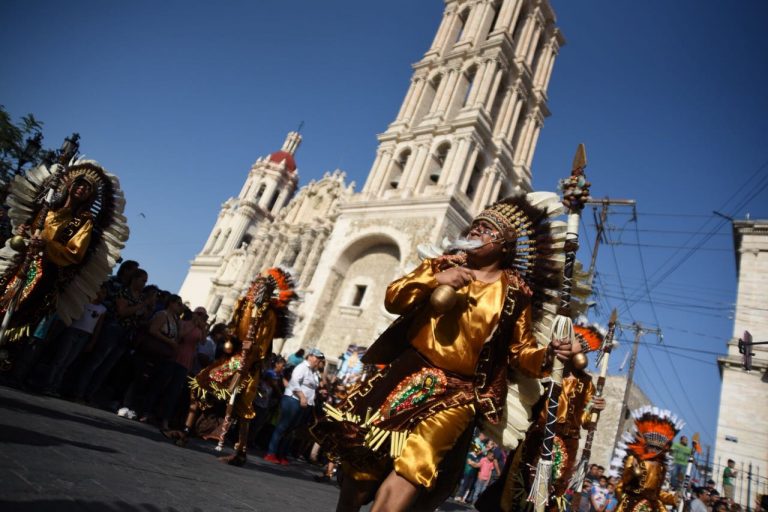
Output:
top-left (289, 0), bottom-right (564, 361)
top-left (178, 132), bottom-right (301, 311)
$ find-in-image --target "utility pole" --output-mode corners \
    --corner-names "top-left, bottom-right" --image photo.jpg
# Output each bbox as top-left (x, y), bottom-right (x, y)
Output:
top-left (584, 198), bottom-right (636, 280)
top-left (747, 462), bottom-right (753, 512)
top-left (612, 321), bottom-right (663, 453)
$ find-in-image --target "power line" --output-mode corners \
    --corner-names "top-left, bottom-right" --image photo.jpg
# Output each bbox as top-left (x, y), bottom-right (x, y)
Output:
top-left (642, 345), bottom-right (720, 367)
top-left (660, 344), bottom-right (716, 442)
top-left (639, 344), bottom-right (693, 431)
top-left (619, 339), bottom-right (727, 356)
top-left (603, 227), bottom-right (731, 237)
top-left (595, 272), bottom-right (737, 297)
top-left (605, 241), bottom-right (731, 252)
top-left (607, 229), bottom-right (638, 323)
top-left (609, 211), bottom-right (715, 218)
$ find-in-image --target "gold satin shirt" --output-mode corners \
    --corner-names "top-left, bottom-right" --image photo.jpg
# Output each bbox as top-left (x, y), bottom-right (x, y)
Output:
top-left (385, 259), bottom-right (547, 377)
top-left (544, 371), bottom-right (595, 438)
top-left (41, 209), bottom-right (93, 267)
top-left (616, 456), bottom-right (679, 511)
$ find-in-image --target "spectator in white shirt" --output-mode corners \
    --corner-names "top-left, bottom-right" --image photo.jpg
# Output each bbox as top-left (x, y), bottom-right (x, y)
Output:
top-left (42, 284), bottom-right (108, 396)
top-left (264, 348), bottom-right (324, 465)
top-left (193, 322), bottom-right (225, 375)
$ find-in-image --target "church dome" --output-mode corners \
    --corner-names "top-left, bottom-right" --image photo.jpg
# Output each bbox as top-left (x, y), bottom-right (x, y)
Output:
top-left (269, 150), bottom-right (297, 172)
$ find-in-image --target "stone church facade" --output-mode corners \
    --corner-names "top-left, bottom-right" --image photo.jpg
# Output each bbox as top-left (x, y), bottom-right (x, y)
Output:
top-left (179, 0), bottom-right (565, 362)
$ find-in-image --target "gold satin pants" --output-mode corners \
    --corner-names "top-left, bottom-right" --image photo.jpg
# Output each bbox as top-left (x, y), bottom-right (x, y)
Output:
top-left (347, 403), bottom-right (476, 489)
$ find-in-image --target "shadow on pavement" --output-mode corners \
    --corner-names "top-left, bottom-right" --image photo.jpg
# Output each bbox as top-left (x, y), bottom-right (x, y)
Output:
top-left (0, 391), bottom-right (164, 443)
top-left (0, 423), bottom-right (119, 453)
top-left (0, 500), bottom-right (202, 512)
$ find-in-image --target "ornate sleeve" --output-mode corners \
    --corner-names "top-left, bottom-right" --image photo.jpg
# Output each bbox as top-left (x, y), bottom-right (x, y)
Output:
top-left (508, 303), bottom-right (550, 378)
top-left (384, 259), bottom-right (439, 315)
top-left (45, 218), bottom-right (93, 267)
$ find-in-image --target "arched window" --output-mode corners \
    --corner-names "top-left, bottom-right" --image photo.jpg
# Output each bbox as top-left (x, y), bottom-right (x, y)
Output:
top-left (530, 32), bottom-right (546, 71)
top-left (466, 158), bottom-right (484, 200)
top-left (267, 189), bottom-right (280, 211)
top-left (462, 67), bottom-right (477, 107)
top-left (254, 183), bottom-right (266, 201)
top-left (512, 5), bottom-right (528, 44)
top-left (430, 143), bottom-right (451, 183)
top-left (487, 0), bottom-right (502, 37)
top-left (510, 103), bottom-right (528, 149)
top-left (427, 74), bottom-right (442, 114)
top-left (416, 74), bottom-right (442, 121)
top-left (390, 149), bottom-right (410, 189)
top-left (489, 77), bottom-right (507, 125)
top-left (454, 8), bottom-right (470, 44)
top-left (529, 30), bottom-right (544, 67)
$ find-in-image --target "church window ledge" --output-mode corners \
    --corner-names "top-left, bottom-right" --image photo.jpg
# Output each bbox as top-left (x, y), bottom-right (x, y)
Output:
top-left (338, 305), bottom-right (364, 317)
top-left (453, 40), bottom-right (474, 53)
top-left (382, 188), bottom-right (402, 200)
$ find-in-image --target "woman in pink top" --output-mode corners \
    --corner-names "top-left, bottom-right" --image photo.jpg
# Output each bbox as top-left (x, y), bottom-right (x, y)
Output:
top-left (155, 306), bottom-right (207, 429)
top-left (474, 451), bottom-right (501, 500)
top-left (146, 307), bottom-right (208, 430)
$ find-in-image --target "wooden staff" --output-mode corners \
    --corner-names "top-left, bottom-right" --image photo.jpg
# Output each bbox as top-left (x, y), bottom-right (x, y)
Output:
top-left (569, 309), bottom-right (618, 510)
top-left (528, 144), bottom-right (591, 511)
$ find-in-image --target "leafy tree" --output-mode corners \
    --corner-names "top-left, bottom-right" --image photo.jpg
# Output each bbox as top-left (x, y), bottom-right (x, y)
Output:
top-left (0, 105), bottom-right (56, 184)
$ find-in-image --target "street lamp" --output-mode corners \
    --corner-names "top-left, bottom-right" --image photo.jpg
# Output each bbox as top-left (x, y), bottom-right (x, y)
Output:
top-left (14, 132), bottom-right (43, 174)
top-left (58, 133), bottom-right (80, 165)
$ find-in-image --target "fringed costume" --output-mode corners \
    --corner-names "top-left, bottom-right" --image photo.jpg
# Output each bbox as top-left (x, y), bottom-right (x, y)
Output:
top-left (0, 160), bottom-right (128, 344)
top-left (169, 267), bottom-right (296, 466)
top-left (312, 193), bottom-right (590, 510)
top-left (611, 406), bottom-right (683, 512)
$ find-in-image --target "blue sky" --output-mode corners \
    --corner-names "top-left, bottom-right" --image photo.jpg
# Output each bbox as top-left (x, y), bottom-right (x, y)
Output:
top-left (2, 1), bottom-right (767, 451)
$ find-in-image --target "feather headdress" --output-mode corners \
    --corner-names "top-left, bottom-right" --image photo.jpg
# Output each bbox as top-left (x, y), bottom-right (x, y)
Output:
top-left (615, 406), bottom-right (685, 464)
top-left (574, 324), bottom-right (605, 353)
top-left (479, 192), bottom-right (592, 450)
top-left (256, 266), bottom-right (297, 339)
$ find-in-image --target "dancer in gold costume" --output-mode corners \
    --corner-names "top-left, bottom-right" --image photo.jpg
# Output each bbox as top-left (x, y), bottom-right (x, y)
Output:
top-left (312, 194), bottom-right (583, 512)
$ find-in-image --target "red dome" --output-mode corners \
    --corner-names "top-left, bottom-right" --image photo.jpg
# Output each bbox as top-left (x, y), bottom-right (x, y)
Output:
top-left (269, 150), bottom-right (297, 172)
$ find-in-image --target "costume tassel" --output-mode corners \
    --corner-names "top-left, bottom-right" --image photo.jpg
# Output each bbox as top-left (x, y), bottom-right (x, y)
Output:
top-left (568, 458), bottom-right (588, 495)
top-left (528, 459), bottom-right (552, 508)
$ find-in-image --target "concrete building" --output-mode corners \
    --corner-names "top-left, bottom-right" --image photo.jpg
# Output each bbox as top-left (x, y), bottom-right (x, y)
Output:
top-left (579, 374), bottom-right (652, 471)
top-left (178, 0), bottom-right (566, 363)
top-left (713, 219), bottom-right (768, 505)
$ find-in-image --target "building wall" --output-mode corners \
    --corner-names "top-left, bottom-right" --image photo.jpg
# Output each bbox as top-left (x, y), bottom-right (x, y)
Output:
top-left (714, 220), bottom-right (768, 506)
top-left (578, 375), bottom-right (652, 471)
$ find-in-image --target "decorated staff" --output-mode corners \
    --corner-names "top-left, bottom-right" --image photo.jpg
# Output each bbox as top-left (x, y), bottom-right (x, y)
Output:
top-left (569, 309), bottom-right (618, 510)
top-left (528, 144), bottom-right (591, 511)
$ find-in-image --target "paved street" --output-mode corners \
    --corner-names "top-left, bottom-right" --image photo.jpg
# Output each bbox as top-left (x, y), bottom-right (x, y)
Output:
top-left (0, 385), bottom-right (471, 511)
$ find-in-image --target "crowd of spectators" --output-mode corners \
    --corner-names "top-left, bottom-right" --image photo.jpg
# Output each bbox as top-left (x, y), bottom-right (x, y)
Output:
top-left (1, 265), bottom-right (359, 473)
top-left (454, 431), bottom-right (505, 504)
top-left (4, 260), bottom-right (766, 512)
